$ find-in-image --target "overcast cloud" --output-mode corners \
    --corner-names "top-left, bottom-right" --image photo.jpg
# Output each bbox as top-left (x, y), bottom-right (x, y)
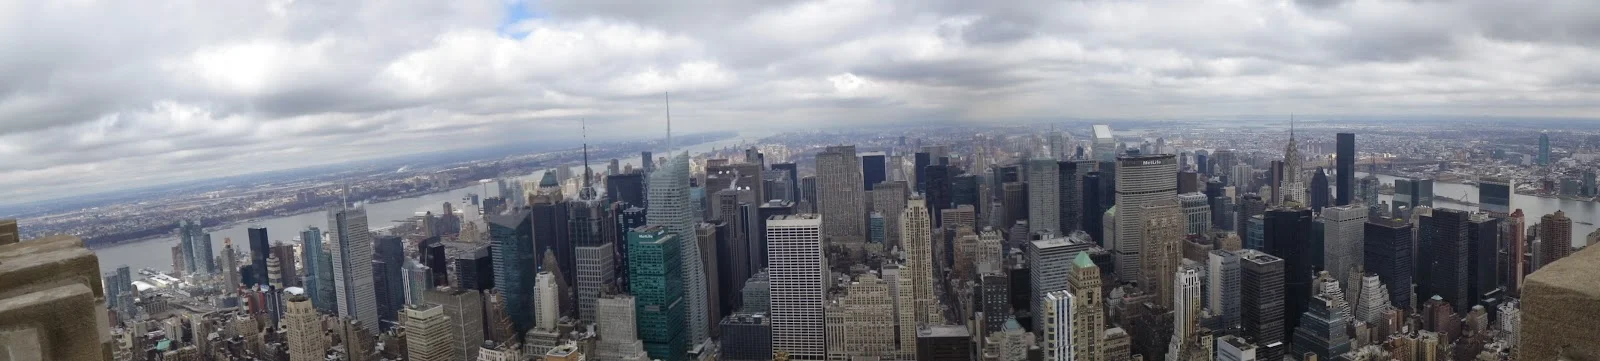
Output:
top-left (1, 0), bottom-right (1597, 205)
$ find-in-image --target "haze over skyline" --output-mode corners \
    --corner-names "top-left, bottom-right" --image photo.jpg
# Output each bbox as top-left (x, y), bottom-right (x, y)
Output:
top-left (3, 0), bottom-right (1598, 204)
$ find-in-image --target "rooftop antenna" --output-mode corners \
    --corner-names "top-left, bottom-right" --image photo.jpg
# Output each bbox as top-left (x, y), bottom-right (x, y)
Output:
top-left (665, 92), bottom-right (673, 153)
top-left (1290, 114), bottom-right (1296, 141)
top-left (580, 119), bottom-right (596, 201)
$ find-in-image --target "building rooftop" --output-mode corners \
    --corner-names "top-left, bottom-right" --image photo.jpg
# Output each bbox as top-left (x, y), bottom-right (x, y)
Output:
top-left (1073, 251), bottom-right (1095, 268)
top-left (918, 325), bottom-right (970, 338)
top-left (1093, 125), bottom-right (1113, 140)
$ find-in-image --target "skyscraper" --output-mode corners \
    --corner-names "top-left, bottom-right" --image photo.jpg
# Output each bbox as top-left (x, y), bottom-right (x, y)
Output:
top-left (405, 304), bottom-right (456, 361)
top-left (1364, 217), bottom-right (1414, 310)
top-left (1290, 294), bottom-right (1352, 360)
top-left (767, 214), bottom-right (826, 360)
top-left (1041, 290), bottom-right (1075, 361)
top-left (862, 152), bottom-right (886, 191)
top-left (1309, 168), bottom-right (1330, 212)
top-left (1466, 213), bottom-right (1500, 303)
top-left (1427, 208), bottom-right (1470, 313)
top-left (301, 227), bottom-right (336, 314)
top-left (925, 164), bottom-right (952, 228)
top-left (1537, 132), bottom-right (1551, 166)
top-left (1059, 160), bottom-right (1093, 234)
top-left (595, 294), bottom-right (650, 361)
top-left (490, 209), bottom-right (535, 333)
top-left (1208, 249), bottom-right (1242, 332)
top-left (1093, 125), bottom-right (1118, 162)
top-left (1335, 133), bottom-right (1354, 206)
top-left (575, 241), bottom-right (615, 324)
top-left (330, 206), bottom-right (378, 333)
top-left (1320, 205), bottom-right (1367, 284)
top-left (425, 288), bottom-right (485, 361)
top-left (177, 219), bottom-right (208, 275)
top-left (817, 146), bottom-right (867, 255)
top-left (1239, 250), bottom-right (1285, 361)
top-left (285, 295), bottom-right (326, 361)
top-left (374, 235), bottom-right (406, 330)
top-left (249, 227), bottom-right (270, 286)
top-left (1281, 124), bottom-right (1305, 205)
top-left (870, 181), bottom-right (909, 247)
top-left (1027, 233), bottom-right (1094, 331)
top-left (1537, 210), bottom-right (1572, 270)
top-left (1168, 266), bottom-right (1203, 361)
top-left (1139, 198), bottom-right (1184, 309)
top-left (1114, 154), bottom-right (1179, 282)
top-left (901, 197), bottom-right (937, 327)
top-left (824, 273), bottom-right (896, 360)
top-left (648, 152), bottom-right (710, 345)
top-left (1027, 158), bottom-right (1062, 237)
top-left (1177, 192), bottom-right (1210, 236)
top-left (1262, 207), bottom-right (1313, 333)
top-left (1478, 178), bottom-right (1512, 215)
top-left (629, 226), bottom-right (687, 361)
top-left (1068, 252), bottom-right (1104, 361)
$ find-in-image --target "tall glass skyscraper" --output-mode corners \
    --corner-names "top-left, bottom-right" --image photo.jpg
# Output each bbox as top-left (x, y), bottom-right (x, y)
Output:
top-left (329, 206), bottom-right (378, 333)
top-left (629, 226), bottom-right (686, 361)
top-left (648, 152), bottom-right (709, 346)
top-left (1335, 133), bottom-right (1354, 206)
top-left (489, 209), bottom-right (535, 333)
top-left (301, 227), bottom-right (336, 314)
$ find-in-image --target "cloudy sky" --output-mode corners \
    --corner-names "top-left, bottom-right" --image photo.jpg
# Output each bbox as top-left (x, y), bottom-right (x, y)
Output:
top-left (1, 0), bottom-right (1597, 205)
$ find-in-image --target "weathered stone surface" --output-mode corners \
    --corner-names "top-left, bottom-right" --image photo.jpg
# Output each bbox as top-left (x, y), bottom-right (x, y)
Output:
top-left (1519, 243), bottom-right (1600, 361)
top-left (0, 234), bottom-right (111, 361)
top-left (0, 219), bottom-right (17, 246)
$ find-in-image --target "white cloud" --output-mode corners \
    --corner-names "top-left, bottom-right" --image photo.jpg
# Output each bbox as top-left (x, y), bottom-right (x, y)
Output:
top-left (2, 0), bottom-right (1599, 205)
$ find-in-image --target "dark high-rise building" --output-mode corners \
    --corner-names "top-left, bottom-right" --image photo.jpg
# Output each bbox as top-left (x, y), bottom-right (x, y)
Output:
top-left (1263, 207), bottom-right (1314, 333)
top-left (978, 272), bottom-right (1011, 335)
top-left (453, 244), bottom-right (494, 291)
top-left (373, 235), bottom-right (406, 331)
top-left (1393, 178), bottom-right (1434, 216)
top-left (641, 151), bottom-right (655, 173)
top-left (862, 153), bottom-right (886, 191)
top-left (1335, 133), bottom-right (1354, 206)
top-left (1310, 168), bottom-right (1330, 212)
top-left (248, 227), bottom-right (270, 287)
top-left (952, 174), bottom-right (980, 208)
top-left (1197, 153), bottom-right (1210, 175)
top-left (1236, 194), bottom-right (1267, 245)
top-left (1097, 160), bottom-right (1118, 211)
top-left (916, 325), bottom-right (972, 361)
top-left (719, 313), bottom-right (770, 361)
top-left (1178, 170), bottom-right (1202, 194)
top-left (271, 242), bottom-right (299, 287)
top-left (1425, 209), bottom-right (1470, 313)
top-left (800, 176), bottom-right (818, 213)
top-left (771, 162), bottom-right (799, 201)
top-left (1082, 173), bottom-right (1104, 245)
top-left (914, 152), bottom-right (932, 193)
top-left (607, 173), bottom-right (647, 208)
top-left (419, 236), bottom-right (448, 284)
top-left (754, 200), bottom-right (796, 268)
top-left (489, 209), bottom-right (536, 333)
top-left (1291, 294), bottom-right (1352, 360)
top-left (1058, 160), bottom-right (1091, 234)
top-left (530, 199), bottom-right (573, 288)
top-left (1479, 178), bottom-right (1512, 215)
top-left (1365, 218), bottom-right (1414, 309)
top-left (1240, 250), bottom-right (1285, 361)
top-left (1467, 213), bottom-right (1501, 303)
top-left (925, 164), bottom-right (952, 228)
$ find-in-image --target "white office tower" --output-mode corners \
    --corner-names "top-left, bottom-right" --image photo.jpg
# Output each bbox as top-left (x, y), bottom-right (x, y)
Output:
top-left (1041, 290), bottom-right (1075, 361)
top-left (1351, 274), bottom-right (1393, 325)
top-left (285, 295), bottom-right (325, 361)
top-left (817, 145), bottom-right (867, 253)
top-left (1092, 125), bottom-right (1118, 162)
top-left (1113, 154), bottom-right (1178, 284)
top-left (900, 197), bottom-right (938, 326)
top-left (767, 214), bottom-right (826, 359)
top-left (1167, 267), bottom-right (1202, 361)
top-left (596, 295), bottom-right (649, 361)
top-left (1498, 301), bottom-right (1520, 351)
top-left (1320, 205), bottom-right (1368, 283)
top-left (1217, 335), bottom-right (1258, 361)
top-left (405, 304), bottom-right (456, 361)
top-left (648, 152), bottom-right (710, 344)
top-left (329, 206), bottom-right (378, 333)
top-left (575, 242), bottom-right (616, 323)
top-left (825, 273), bottom-right (896, 359)
top-left (1208, 250), bottom-right (1242, 332)
top-left (1026, 233), bottom-right (1094, 331)
top-left (890, 264), bottom-right (919, 360)
top-left (535, 271), bottom-right (558, 331)
top-left (1026, 158), bottom-right (1061, 237)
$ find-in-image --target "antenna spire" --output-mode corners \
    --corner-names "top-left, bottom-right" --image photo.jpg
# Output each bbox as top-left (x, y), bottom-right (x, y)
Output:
top-left (580, 119), bottom-right (594, 200)
top-left (1290, 114), bottom-right (1296, 141)
top-left (665, 92), bottom-right (673, 153)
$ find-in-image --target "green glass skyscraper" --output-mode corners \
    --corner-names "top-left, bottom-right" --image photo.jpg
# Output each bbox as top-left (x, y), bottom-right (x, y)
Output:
top-left (630, 226), bottom-right (686, 361)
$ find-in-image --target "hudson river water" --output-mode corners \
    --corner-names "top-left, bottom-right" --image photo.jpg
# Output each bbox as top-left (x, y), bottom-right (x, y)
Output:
top-left (93, 135), bottom-right (764, 273)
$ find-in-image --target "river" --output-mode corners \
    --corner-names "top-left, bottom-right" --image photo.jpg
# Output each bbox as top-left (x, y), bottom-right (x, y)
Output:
top-left (1359, 172), bottom-right (1598, 249)
top-left (93, 134), bottom-right (768, 273)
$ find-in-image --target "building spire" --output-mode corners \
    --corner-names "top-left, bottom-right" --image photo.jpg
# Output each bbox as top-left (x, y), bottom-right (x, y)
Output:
top-left (1290, 113), bottom-right (1296, 141)
top-left (580, 119), bottom-right (596, 201)
top-left (665, 92), bottom-right (673, 153)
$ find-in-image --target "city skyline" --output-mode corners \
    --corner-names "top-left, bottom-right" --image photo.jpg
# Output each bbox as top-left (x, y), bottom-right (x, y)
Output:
top-left (4, 0), bottom-right (1600, 204)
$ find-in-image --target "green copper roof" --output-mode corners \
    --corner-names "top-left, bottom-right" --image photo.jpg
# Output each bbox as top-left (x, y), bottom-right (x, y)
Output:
top-left (1003, 318), bottom-right (1022, 331)
top-left (1074, 251), bottom-right (1095, 268)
